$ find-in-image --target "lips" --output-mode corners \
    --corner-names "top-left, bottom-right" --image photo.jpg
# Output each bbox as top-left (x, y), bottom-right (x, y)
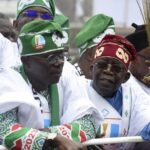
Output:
top-left (99, 76), bottom-right (115, 85)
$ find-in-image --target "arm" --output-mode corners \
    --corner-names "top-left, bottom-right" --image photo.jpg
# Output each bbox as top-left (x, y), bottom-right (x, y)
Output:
top-left (2, 111), bottom-right (90, 149)
top-left (49, 115), bottom-right (97, 142)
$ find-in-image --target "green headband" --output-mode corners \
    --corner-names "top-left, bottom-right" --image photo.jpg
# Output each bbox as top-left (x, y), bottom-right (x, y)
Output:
top-left (17, 0), bottom-right (55, 19)
top-left (75, 14), bottom-right (115, 55)
top-left (19, 20), bottom-right (68, 56)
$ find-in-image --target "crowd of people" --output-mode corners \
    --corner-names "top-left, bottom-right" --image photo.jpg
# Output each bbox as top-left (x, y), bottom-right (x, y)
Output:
top-left (0, 0), bottom-right (150, 150)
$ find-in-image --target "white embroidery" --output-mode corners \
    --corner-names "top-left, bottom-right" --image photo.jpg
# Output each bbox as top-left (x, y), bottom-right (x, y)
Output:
top-left (52, 32), bottom-right (68, 47)
top-left (116, 48), bottom-right (129, 63)
top-left (94, 47), bottom-right (104, 58)
top-left (62, 31), bottom-right (68, 44)
top-left (52, 33), bottom-right (63, 47)
top-left (43, 0), bottom-right (50, 8)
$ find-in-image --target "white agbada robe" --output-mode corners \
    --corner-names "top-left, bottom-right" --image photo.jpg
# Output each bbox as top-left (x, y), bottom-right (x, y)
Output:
top-left (84, 79), bottom-right (150, 150)
top-left (0, 33), bottom-right (21, 69)
top-left (0, 68), bottom-right (43, 129)
top-left (127, 74), bottom-right (150, 96)
top-left (31, 61), bottom-right (102, 129)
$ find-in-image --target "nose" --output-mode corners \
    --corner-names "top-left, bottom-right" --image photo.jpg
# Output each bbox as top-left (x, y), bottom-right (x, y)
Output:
top-left (103, 64), bottom-right (113, 74)
top-left (53, 59), bottom-right (64, 67)
top-left (34, 15), bottom-right (43, 20)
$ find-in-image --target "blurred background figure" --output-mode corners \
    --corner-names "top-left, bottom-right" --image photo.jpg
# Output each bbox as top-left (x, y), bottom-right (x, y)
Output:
top-left (55, 0), bottom-right (93, 22)
top-left (0, 12), bottom-right (17, 42)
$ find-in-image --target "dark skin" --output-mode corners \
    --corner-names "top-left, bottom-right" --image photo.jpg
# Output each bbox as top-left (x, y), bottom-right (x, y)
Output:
top-left (78, 46), bottom-right (96, 79)
top-left (21, 51), bottom-right (64, 92)
top-left (43, 135), bottom-right (87, 150)
top-left (130, 47), bottom-right (150, 87)
top-left (91, 57), bottom-right (130, 98)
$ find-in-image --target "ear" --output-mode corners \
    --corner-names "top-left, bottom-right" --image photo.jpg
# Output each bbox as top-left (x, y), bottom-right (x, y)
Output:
top-left (86, 47), bottom-right (95, 61)
top-left (122, 72), bottom-right (130, 83)
top-left (13, 20), bottom-right (17, 28)
top-left (89, 64), bottom-right (94, 78)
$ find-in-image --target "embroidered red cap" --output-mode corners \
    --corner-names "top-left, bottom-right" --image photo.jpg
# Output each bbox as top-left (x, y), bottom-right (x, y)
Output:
top-left (94, 34), bottom-right (137, 70)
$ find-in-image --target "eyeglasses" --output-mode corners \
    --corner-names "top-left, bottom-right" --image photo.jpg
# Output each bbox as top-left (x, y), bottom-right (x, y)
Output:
top-left (47, 53), bottom-right (65, 64)
top-left (95, 60), bottom-right (124, 73)
top-left (138, 53), bottom-right (150, 61)
top-left (22, 10), bottom-right (53, 20)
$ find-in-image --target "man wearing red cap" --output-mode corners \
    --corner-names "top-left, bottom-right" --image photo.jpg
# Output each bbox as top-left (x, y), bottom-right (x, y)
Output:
top-left (84, 34), bottom-right (150, 150)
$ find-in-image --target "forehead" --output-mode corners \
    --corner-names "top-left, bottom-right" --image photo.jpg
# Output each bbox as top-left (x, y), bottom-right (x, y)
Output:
top-left (96, 57), bottom-right (124, 66)
top-left (33, 50), bottom-right (64, 57)
top-left (139, 47), bottom-right (150, 56)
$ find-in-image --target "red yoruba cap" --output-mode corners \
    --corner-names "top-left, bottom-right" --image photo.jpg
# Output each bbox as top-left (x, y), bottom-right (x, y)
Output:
top-left (94, 34), bottom-right (137, 70)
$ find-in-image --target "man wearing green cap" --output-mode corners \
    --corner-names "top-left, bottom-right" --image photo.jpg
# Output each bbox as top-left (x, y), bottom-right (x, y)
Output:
top-left (14, 0), bottom-right (77, 77)
top-left (1, 20), bottom-right (101, 150)
top-left (14, 0), bottom-right (55, 32)
top-left (74, 14), bottom-right (115, 79)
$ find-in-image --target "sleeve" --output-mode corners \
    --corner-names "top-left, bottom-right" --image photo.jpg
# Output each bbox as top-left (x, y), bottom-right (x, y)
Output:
top-left (139, 122), bottom-right (150, 141)
top-left (0, 109), bottom-right (48, 150)
top-left (49, 114), bottom-right (97, 142)
top-left (3, 124), bottom-right (49, 150)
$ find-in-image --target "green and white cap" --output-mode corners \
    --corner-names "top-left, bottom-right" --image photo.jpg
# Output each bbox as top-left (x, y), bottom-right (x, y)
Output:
top-left (17, 0), bottom-right (55, 19)
top-left (54, 14), bottom-right (69, 49)
top-left (18, 20), bottom-right (68, 56)
top-left (75, 14), bottom-right (115, 56)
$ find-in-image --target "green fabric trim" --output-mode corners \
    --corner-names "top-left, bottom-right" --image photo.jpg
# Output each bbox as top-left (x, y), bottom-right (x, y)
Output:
top-left (49, 84), bottom-right (60, 126)
top-left (4, 128), bottom-right (29, 148)
top-left (19, 65), bottom-right (28, 82)
top-left (71, 123), bottom-right (80, 142)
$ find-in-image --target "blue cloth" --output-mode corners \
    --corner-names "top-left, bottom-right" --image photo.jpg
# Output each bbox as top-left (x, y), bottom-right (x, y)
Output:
top-left (105, 87), bottom-right (150, 140)
top-left (106, 87), bottom-right (123, 115)
top-left (139, 123), bottom-right (150, 140)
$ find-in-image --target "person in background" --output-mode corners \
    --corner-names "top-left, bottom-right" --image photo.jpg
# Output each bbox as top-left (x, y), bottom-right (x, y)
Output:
top-left (14, 0), bottom-right (79, 75)
top-left (84, 34), bottom-right (150, 150)
top-left (74, 14), bottom-right (115, 79)
top-left (0, 12), bottom-right (21, 69)
top-left (126, 23), bottom-right (150, 150)
top-left (126, 23), bottom-right (150, 95)
top-left (14, 0), bottom-right (55, 32)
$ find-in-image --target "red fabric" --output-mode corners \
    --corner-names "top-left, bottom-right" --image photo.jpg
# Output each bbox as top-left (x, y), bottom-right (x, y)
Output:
top-left (94, 35), bottom-right (137, 70)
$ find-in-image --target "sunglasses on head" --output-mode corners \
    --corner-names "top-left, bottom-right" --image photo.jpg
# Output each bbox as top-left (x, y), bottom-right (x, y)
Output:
top-left (23, 10), bottom-right (53, 20)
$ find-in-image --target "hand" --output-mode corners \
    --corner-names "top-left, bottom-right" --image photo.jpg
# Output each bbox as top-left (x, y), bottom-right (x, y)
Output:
top-left (54, 135), bottom-right (87, 150)
top-left (43, 134), bottom-right (87, 150)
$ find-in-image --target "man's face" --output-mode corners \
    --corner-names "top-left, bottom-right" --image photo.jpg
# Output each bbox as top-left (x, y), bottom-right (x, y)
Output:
top-left (92, 57), bottom-right (130, 98)
top-left (130, 47), bottom-right (150, 87)
top-left (14, 6), bottom-right (53, 31)
top-left (21, 51), bottom-right (64, 91)
top-left (79, 46), bottom-right (97, 79)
